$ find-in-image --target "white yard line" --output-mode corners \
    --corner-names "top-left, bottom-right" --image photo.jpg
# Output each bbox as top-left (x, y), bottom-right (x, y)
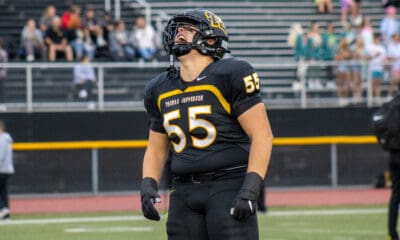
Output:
top-left (0, 215), bottom-right (145, 225)
top-left (0, 208), bottom-right (386, 226)
top-left (266, 208), bottom-right (386, 217)
top-left (64, 226), bottom-right (153, 233)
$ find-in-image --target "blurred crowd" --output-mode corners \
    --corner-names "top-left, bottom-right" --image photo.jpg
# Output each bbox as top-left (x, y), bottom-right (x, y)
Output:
top-left (289, 0), bottom-right (400, 103)
top-left (4, 4), bottom-right (160, 63)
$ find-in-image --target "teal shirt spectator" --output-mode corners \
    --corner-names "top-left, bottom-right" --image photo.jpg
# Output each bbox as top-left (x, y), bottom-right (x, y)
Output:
top-left (295, 33), bottom-right (315, 61)
top-left (321, 32), bottom-right (338, 60)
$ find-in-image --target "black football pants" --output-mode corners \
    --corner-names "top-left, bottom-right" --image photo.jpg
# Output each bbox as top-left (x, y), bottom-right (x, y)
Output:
top-left (166, 174), bottom-right (259, 240)
top-left (0, 174), bottom-right (10, 209)
top-left (389, 150), bottom-right (400, 239)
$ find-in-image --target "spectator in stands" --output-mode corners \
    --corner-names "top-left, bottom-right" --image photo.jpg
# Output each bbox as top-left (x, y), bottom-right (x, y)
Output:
top-left (366, 33), bottom-right (386, 100)
top-left (350, 38), bottom-right (365, 102)
top-left (61, 5), bottom-right (79, 30)
top-left (321, 21), bottom-right (338, 61)
top-left (295, 33), bottom-right (313, 61)
top-left (0, 120), bottom-right (14, 220)
top-left (341, 0), bottom-right (355, 25)
top-left (0, 39), bottom-right (7, 105)
top-left (20, 19), bottom-right (45, 61)
top-left (82, 6), bottom-right (108, 57)
top-left (73, 55), bottom-right (96, 103)
top-left (314, 0), bottom-right (333, 14)
top-left (130, 15), bottom-right (157, 61)
top-left (64, 6), bottom-right (95, 61)
top-left (335, 38), bottom-right (352, 104)
top-left (307, 21), bottom-right (323, 88)
top-left (40, 5), bottom-right (57, 34)
top-left (44, 16), bottom-right (73, 62)
top-left (380, 6), bottom-right (399, 46)
top-left (109, 20), bottom-right (135, 61)
top-left (359, 16), bottom-right (373, 51)
top-left (287, 23), bottom-right (304, 50)
top-left (321, 22), bottom-right (338, 82)
top-left (99, 11), bottom-right (113, 41)
top-left (387, 33), bottom-right (400, 98)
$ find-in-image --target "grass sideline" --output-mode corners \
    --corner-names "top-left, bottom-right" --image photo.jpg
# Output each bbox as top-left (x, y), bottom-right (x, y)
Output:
top-left (0, 205), bottom-right (389, 240)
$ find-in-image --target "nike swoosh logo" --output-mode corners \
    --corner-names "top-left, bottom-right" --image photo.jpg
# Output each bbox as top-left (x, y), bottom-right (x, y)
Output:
top-left (373, 115), bottom-right (384, 121)
top-left (196, 76), bottom-right (207, 81)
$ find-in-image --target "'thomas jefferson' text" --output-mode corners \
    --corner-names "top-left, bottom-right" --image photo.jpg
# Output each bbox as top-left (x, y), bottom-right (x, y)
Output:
top-left (165, 95), bottom-right (204, 108)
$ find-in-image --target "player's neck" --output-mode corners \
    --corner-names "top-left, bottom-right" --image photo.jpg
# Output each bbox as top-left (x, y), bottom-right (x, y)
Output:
top-left (179, 56), bottom-right (214, 82)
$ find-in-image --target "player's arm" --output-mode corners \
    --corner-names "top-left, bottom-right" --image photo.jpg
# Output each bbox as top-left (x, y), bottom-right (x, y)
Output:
top-left (142, 129), bottom-right (169, 184)
top-left (238, 102), bottom-right (273, 179)
top-left (141, 129), bottom-right (169, 221)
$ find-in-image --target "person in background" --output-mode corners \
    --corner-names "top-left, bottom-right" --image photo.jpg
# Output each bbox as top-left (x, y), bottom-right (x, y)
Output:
top-left (335, 38), bottom-right (352, 105)
top-left (0, 120), bottom-right (14, 220)
top-left (40, 5), bottom-right (57, 35)
top-left (387, 33), bottom-right (400, 99)
top-left (321, 22), bottom-right (338, 81)
top-left (315, 0), bottom-right (333, 14)
top-left (380, 6), bottom-right (399, 46)
top-left (21, 19), bottom-right (45, 61)
top-left (359, 16), bottom-right (373, 51)
top-left (366, 33), bottom-right (386, 101)
top-left (130, 15), bottom-right (158, 61)
top-left (109, 20), bottom-right (135, 61)
top-left (73, 55), bottom-right (96, 102)
top-left (44, 16), bottom-right (73, 62)
top-left (341, 0), bottom-right (355, 25)
top-left (350, 38), bottom-right (365, 102)
top-left (0, 39), bottom-right (8, 106)
top-left (367, 33), bottom-right (386, 101)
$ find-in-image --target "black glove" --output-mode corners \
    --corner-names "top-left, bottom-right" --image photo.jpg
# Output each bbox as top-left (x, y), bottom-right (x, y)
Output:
top-left (231, 172), bottom-right (263, 220)
top-left (140, 177), bottom-right (162, 221)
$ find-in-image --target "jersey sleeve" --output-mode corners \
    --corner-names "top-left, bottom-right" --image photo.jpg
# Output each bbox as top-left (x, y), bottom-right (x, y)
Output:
top-left (143, 78), bottom-right (166, 133)
top-left (229, 60), bottom-right (262, 117)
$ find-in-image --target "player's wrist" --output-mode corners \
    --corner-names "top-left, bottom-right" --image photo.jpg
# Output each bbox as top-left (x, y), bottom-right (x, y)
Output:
top-left (141, 177), bottom-right (158, 195)
top-left (238, 172), bottom-right (264, 201)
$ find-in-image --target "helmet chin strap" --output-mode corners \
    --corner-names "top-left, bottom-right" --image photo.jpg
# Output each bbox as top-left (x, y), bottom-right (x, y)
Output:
top-left (172, 43), bottom-right (194, 57)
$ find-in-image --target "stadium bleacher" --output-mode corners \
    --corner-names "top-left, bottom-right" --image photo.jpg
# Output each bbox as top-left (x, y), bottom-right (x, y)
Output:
top-left (0, 0), bottom-right (387, 107)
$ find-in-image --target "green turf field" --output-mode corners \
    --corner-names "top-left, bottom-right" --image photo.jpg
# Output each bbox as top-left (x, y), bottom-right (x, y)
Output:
top-left (0, 206), bottom-right (389, 240)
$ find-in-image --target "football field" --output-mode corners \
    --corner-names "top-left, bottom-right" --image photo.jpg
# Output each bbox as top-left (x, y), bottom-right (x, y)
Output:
top-left (0, 205), bottom-right (388, 240)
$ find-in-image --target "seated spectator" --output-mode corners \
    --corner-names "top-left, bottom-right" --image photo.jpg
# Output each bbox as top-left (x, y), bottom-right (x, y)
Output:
top-left (366, 33), bottom-right (386, 100)
top-left (61, 5), bottom-right (80, 31)
top-left (387, 33), bottom-right (400, 98)
top-left (73, 55), bottom-right (96, 102)
top-left (130, 15), bottom-right (157, 61)
top-left (82, 7), bottom-right (108, 60)
top-left (109, 20), bottom-right (135, 61)
top-left (95, 11), bottom-right (114, 59)
top-left (315, 0), bottom-right (333, 14)
top-left (40, 5), bottom-right (57, 35)
top-left (334, 38), bottom-right (352, 104)
top-left (341, 0), bottom-right (355, 25)
top-left (44, 16), bottom-right (73, 62)
top-left (20, 19), bottom-right (45, 61)
top-left (64, 6), bottom-right (95, 61)
top-left (380, 6), bottom-right (399, 46)
top-left (0, 38), bottom-right (7, 104)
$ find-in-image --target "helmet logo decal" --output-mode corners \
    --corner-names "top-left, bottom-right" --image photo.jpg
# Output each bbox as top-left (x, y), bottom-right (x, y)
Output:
top-left (204, 11), bottom-right (227, 35)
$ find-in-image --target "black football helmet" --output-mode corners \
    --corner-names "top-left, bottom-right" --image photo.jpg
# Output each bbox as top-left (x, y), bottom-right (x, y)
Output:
top-left (163, 9), bottom-right (230, 60)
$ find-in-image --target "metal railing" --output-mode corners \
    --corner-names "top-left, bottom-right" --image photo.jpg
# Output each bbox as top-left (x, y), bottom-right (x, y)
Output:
top-left (0, 60), bottom-right (394, 112)
top-left (12, 136), bottom-right (378, 194)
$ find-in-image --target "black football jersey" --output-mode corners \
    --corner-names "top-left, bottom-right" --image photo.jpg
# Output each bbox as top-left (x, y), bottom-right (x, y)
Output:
top-left (144, 58), bottom-right (262, 175)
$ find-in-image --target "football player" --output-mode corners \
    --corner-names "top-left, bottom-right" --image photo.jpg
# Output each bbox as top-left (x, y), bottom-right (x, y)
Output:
top-left (141, 9), bottom-right (273, 240)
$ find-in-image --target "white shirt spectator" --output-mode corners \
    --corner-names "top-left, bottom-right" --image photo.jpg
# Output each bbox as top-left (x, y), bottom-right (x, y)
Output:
top-left (0, 132), bottom-right (14, 174)
top-left (73, 63), bottom-right (95, 84)
top-left (367, 43), bottom-right (386, 72)
top-left (387, 42), bottom-right (400, 71)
